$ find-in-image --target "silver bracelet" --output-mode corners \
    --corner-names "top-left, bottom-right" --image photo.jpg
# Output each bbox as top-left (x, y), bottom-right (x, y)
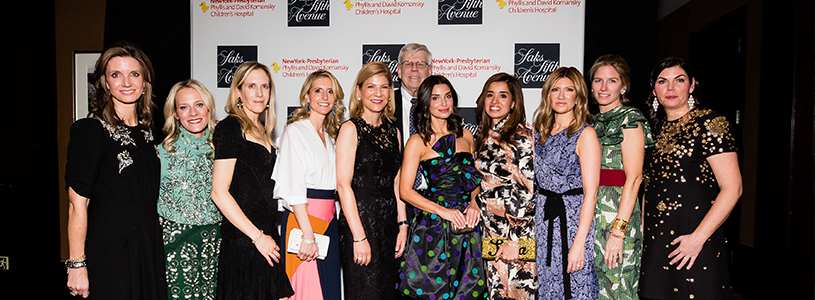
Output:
top-left (301, 236), bottom-right (316, 244)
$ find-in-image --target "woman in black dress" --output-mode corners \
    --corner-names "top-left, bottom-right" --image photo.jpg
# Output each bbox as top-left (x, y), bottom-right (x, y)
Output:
top-left (337, 61), bottom-right (408, 300)
top-left (65, 43), bottom-right (167, 299)
top-left (210, 61), bottom-right (294, 300)
top-left (640, 57), bottom-right (742, 300)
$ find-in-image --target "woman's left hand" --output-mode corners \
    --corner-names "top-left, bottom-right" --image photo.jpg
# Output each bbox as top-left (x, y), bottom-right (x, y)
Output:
top-left (464, 204), bottom-right (480, 228)
top-left (297, 240), bottom-right (319, 262)
top-left (604, 230), bottom-right (624, 269)
top-left (567, 244), bottom-right (585, 273)
top-left (395, 224), bottom-right (408, 258)
top-left (669, 233), bottom-right (706, 270)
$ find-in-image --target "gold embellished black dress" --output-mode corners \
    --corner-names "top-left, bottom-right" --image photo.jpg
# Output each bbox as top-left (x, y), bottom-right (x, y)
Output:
top-left (640, 109), bottom-right (736, 300)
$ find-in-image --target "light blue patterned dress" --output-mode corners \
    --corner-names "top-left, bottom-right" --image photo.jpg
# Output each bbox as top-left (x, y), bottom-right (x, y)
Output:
top-left (534, 124), bottom-right (599, 300)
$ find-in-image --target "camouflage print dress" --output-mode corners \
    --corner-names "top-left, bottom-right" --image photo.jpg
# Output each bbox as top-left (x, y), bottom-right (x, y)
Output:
top-left (591, 106), bottom-right (653, 300)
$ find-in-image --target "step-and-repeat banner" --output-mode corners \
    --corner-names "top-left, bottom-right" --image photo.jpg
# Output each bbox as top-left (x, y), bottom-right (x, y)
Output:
top-left (191, 0), bottom-right (584, 135)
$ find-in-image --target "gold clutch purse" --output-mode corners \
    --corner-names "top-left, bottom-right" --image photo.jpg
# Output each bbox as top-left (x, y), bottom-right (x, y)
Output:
top-left (481, 238), bottom-right (536, 261)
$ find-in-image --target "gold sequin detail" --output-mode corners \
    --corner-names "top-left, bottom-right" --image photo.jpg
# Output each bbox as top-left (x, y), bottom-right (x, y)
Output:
top-left (657, 201), bottom-right (667, 211)
top-left (690, 294), bottom-right (695, 299)
top-left (674, 288), bottom-right (678, 292)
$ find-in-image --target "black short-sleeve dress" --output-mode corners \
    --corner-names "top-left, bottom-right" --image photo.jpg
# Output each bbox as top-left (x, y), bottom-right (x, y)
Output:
top-left (64, 117), bottom-right (166, 299)
top-left (213, 116), bottom-right (294, 300)
top-left (640, 109), bottom-right (737, 300)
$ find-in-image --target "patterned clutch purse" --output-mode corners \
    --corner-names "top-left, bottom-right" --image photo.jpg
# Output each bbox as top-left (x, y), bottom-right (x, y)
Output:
top-left (287, 228), bottom-right (330, 260)
top-left (482, 238), bottom-right (536, 261)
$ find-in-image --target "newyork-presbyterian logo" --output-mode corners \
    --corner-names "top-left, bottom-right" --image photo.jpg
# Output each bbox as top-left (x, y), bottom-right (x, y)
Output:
top-left (288, 0), bottom-right (330, 26)
top-left (217, 46), bottom-right (258, 88)
top-left (438, 0), bottom-right (483, 25)
top-left (514, 43), bottom-right (559, 88)
top-left (362, 44), bottom-right (404, 89)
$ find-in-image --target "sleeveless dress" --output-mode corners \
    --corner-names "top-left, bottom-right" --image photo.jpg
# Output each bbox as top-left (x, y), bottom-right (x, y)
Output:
top-left (339, 117), bottom-right (402, 300)
top-left (534, 124), bottom-right (599, 300)
top-left (640, 109), bottom-right (736, 300)
top-left (591, 106), bottom-right (653, 300)
top-left (65, 117), bottom-right (166, 300)
top-left (213, 117), bottom-right (294, 300)
top-left (397, 133), bottom-right (487, 300)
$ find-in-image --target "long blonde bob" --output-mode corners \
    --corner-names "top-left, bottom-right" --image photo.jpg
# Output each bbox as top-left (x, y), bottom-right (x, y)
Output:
top-left (348, 62), bottom-right (396, 121)
top-left (161, 79), bottom-right (217, 155)
top-left (225, 61), bottom-right (276, 146)
top-left (533, 66), bottom-right (592, 145)
top-left (287, 70), bottom-right (346, 140)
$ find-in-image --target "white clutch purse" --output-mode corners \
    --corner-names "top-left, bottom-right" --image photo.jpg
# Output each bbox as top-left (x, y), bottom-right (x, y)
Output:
top-left (286, 228), bottom-right (330, 260)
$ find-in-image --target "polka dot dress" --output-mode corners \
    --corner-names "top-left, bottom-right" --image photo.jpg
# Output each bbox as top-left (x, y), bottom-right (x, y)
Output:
top-left (397, 134), bottom-right (487, 299)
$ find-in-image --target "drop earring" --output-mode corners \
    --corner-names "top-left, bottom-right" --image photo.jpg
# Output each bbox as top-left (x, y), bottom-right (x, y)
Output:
top-left (688, 94), bottom-right (695, 110)
top-left (306, 101), bottom-right (311, 113)
top-left (651, 98), bottom-right (659, 111)
top-left (237, 97), bottom-right (244, 109)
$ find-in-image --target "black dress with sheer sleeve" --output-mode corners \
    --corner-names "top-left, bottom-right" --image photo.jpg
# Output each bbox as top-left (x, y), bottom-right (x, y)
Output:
top-left (339, 117), bottom-right (402, 300)
top-left (64, 117), bottom-right (166, 300)
top-left (213, 116), bottom-right (294, 300)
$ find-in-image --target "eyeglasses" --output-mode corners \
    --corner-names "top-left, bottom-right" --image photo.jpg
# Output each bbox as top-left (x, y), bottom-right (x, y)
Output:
top-left (400, 61), bottom-right (430, 69)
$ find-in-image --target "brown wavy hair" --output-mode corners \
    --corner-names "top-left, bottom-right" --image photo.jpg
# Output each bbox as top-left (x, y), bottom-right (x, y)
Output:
top-left (286, 70), bottom-right (346, 140)
top-left (533, 66), bottom-right (591, 145)
top-left (414, 75), bottom-right (463, 145)
top-left (475, 72), bottom-right (526, 150)
top-left (90, 43), bottom-right (155, 129)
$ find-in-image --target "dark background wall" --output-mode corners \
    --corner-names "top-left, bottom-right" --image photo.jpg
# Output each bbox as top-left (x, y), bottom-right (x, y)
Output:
top-left (0, 1), bottom-right (811, 298)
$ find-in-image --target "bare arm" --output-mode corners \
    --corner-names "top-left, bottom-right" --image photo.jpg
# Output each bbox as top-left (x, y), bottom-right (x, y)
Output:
top-left (670, 152), bottom-right (742, 269)
top-left (399, 135), bottom-right (466, 228)
top-left (604, 123), bottom-right (646, 268)
top-left (67, 187), bottom-right (90, 298)
top-left (394, 130), bottom-right (408, 257)
top-left (569, 127), bottom-right (601, 273)
top-left (336, 122), bottom-right (373, 265)
top-left (211, 158), bottom-right (280, 266)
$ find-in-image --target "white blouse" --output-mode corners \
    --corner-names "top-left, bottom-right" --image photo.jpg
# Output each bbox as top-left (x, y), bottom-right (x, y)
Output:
top-left (272, 119), bottom-right (337, 210)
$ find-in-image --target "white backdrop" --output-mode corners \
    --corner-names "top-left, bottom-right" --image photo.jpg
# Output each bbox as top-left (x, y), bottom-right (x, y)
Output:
top-left (191, 0), bottom-right (584, 137)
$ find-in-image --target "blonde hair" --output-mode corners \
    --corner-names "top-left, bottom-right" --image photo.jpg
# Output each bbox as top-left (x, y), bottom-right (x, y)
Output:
top-left (348, 62), bottom-right (396, 121)
top-left (161, 79), bottom-right (216, 155)
top-left (90, 43), bottom-right (155, 129)
top-left (225, 61), bottom-right (276, 146)
top-left (533, 66), bottom-right (592, 145)
top-left (287, 70), bottom-right (346, 140)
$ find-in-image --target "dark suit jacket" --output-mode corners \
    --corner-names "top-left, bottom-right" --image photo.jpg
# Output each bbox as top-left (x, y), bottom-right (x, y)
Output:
top-left (393, 87), bottom-right (405, 136)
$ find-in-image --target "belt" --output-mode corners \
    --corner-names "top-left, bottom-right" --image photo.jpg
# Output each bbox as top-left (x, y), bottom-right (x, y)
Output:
top-left (599, 169), bottom-right (626, 187)
top-left (538, 186), bottom-right (584, 300)
top-left (306, 188), bottom-right (336, 199)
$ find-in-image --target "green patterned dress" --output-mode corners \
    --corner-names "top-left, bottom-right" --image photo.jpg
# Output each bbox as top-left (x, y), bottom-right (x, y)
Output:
top-left (591, 106), bottom-right (653, 300)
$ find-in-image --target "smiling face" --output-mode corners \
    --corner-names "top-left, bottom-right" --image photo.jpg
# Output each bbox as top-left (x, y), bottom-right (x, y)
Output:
top-left (653, 66), bottom-right (695, 111)
top-left (484, 81), bottom-right (514, 125)
top-left (549, 77), bottom-right (577, 115)
top-left (235, 69), bottom-right (271, 117)
top-left (428, 83), bottom-right (454, 120)
top-left (356, 74), bottom-right (391, 114)
top-left (174, 88), bottom-right (210, 137)
top-left (305, 77), bottom-right (336, 117)
top-left (397, 50), bottom-right (431, 95)
top-left (105, 56), bottom-right (144, 108)
top-left (592, 65), bottom-right (624, 108)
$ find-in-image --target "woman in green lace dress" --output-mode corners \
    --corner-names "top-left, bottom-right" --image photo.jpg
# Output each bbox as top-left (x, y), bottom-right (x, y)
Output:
top-left (589, 55), bottom-right (653, 300)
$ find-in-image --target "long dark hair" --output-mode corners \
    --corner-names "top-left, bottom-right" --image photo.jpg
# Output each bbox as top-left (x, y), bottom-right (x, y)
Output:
top-left (647, 56), bottom-right (700, 132)
top-left (90, 43), bottom-right (155, 129)
top-left (413, 75), bottom-right (463, 145)
top-left (475, 72), bottom-right (526, 150)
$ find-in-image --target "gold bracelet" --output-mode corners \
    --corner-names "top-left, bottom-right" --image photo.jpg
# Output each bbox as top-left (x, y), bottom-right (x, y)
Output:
top-left (610, 218), bottom-right (629, 233)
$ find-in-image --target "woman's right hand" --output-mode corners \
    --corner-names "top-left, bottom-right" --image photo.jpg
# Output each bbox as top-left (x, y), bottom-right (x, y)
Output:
top-left (67, 267), bottom-right (89, 298)
top-left (353, 239), bottom-right (372, 266)
top-left (437, 207), bottom-right (466, 230)
top-left (253, 234), bottom-right (281, 266)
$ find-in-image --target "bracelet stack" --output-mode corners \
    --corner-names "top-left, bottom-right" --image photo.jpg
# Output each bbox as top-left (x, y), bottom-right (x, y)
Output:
top-left (301, 235), bottom-right (316, 244)
top-left (610, 218), bottom-right (630, 233)
top-left (65, 255), bottom-right (87, 274)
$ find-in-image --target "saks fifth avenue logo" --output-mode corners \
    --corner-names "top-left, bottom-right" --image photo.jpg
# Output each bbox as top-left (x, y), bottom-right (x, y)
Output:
top-left (514, 43), bottom-right (559, 88)
top-left (362, 44), bottom-right (403, 89)
top-left (288, 0), bottom-right (330, 27)
top-left (217, 46), bottom-right (258, 88)
top-left (438, 0), bottom-right (482, 25)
